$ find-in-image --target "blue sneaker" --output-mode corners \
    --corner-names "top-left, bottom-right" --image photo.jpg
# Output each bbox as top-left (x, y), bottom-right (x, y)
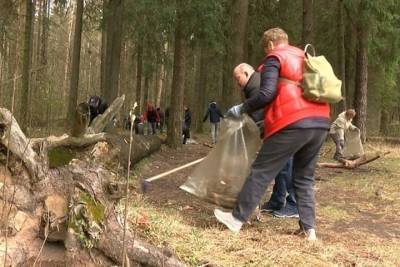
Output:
top-left (273, 206), bottom-right (299, 218)
top-left (260, 202), bottom-right (282, 213)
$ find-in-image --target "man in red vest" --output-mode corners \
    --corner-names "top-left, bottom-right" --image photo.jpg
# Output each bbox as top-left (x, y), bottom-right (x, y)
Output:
top-left (215, 28), bottom-right (330, 241)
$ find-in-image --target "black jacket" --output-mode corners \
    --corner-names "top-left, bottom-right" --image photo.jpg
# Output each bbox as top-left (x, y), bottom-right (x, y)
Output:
top-left (184, 108), bottom-right (192, 128)
top-left (203, 102), bottom-right (224, 123)
top-left (243, 72), bottom-right (264, 129)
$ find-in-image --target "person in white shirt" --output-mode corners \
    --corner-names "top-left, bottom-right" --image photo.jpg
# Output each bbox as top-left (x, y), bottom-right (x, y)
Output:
top-left (329, 109), bottom-right (359, 160)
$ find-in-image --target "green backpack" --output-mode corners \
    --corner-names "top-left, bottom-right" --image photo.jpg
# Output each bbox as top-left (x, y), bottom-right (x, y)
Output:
top-left (301, 44), bottom-right (342, 103)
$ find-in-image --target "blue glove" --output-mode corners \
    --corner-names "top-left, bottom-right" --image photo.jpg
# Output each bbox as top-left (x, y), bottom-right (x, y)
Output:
top-left (226, 104), bottom-right (243, 119)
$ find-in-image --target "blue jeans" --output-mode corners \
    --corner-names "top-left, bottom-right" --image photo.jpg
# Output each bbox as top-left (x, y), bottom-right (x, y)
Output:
top-left (266, 157), bottom-right (296, 209)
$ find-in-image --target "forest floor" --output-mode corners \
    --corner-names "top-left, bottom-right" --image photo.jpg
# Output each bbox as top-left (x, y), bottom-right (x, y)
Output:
top-left (128, 133), bottom-right (400, 267)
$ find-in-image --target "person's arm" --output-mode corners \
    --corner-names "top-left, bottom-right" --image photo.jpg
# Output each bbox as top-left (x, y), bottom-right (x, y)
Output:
top-left (242, 57), bottom-right (280, 113)
top-left (217, 108), bottom-right (224, 118)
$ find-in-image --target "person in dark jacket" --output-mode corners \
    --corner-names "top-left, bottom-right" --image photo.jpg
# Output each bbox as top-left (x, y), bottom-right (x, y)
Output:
top-left (233, 63), bottom-right (298, 219)
top-left (88, 96), bottom-right (108, 124)
top-left (203, 101), bottom-right (224, 144)
top-left (183, 105), bottom-right (192, 144)
top-left (215, 28), bottom-right (330, 241)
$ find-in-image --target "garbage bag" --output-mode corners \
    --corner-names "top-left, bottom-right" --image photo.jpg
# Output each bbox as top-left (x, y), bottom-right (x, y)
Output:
top-left (343, 129), bottom-right (364, 159)
top-left (180, 115), bottom-right (262, 208)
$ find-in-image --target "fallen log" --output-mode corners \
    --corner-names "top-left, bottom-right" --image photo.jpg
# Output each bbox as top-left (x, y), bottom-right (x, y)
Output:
top-left (318, 152), bottom-right (390, 169)
top-left (98, 214), bottom-right (186, 267)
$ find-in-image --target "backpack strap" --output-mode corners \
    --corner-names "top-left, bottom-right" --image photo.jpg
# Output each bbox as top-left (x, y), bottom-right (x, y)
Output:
top-left (304, 44), bottom-right (316, 57)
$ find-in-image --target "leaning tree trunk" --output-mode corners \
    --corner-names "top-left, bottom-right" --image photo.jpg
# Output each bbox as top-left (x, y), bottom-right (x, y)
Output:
top-left (0, 96), bottom-right (184, 266)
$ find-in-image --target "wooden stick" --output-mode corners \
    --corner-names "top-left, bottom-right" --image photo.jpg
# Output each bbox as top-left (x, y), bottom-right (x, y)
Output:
top-left (145, 157), bottom-right (205, 182)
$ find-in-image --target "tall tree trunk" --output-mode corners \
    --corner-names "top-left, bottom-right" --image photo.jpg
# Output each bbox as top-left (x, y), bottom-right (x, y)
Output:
top-left (380, 109), bottom-right (389, 136)
top-left (67, 0), bottom-right (84, 125)
top-left (100, 0), bottom-right (107, 98)
top-left (302, 0), bottom-right (314, 45)
top-left (135, 39), bottom-right (143, 111)
top-left (167, 2), bottom-right (187, 148)
top-left (193, 42), bottom-right (208, 133)
top-left (102, 0), bottom-right (123, 103)
top-left (337, 0), bottom-right (346, 111)
top-left (40, 0), bottom-right (49, 67)
top-left (63, 1), bottom-right (75, 114)
top-left (222, 0), bottom-right (248, 109)
top-left (353, 15), bottom-right (369, 143)
top-left (344, 21), bottom-right (355, 106)
top-left (143, 73), bottom-right (150, 108)
top-left (20, 0), bottom-right (34, 133)
top-left (156, 47), bottom-right (166, 108)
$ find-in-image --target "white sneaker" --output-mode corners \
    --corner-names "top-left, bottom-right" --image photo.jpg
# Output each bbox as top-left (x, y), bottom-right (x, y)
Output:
top-left (294, 228), bottom-right (317, 241)
top-left (214, 209), bottom-right (243, 233)
top-left (306, 229), bottom-right (317, 241)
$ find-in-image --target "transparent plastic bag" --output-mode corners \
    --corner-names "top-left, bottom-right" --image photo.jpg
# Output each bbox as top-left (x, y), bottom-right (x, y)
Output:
top-left (180, 115), bottom-right (262, 208)
top-left (343, 129), bottom-right (364, 159)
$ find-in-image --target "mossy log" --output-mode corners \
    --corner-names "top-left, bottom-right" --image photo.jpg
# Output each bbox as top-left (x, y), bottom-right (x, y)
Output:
top-left (0, 106), bottom-right (183, 266)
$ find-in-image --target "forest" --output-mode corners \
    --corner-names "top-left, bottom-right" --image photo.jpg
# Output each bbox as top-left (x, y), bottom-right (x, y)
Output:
top-left (0, 0), bottom-right (399, 266)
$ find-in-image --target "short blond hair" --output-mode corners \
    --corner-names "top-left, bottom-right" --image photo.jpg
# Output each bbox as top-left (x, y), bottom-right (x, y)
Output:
top-left (262, 28), bottom-right (288, 47)
top-left (234, 63), bottom-right (254, 74)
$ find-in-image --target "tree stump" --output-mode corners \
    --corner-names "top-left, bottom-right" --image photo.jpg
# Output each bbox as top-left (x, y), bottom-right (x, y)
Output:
top-left (0, 102), bottom-right (185, 266)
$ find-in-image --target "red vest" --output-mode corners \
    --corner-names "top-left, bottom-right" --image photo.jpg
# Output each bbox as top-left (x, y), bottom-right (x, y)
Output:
top-left (259, 44), bottom-right (330, 139)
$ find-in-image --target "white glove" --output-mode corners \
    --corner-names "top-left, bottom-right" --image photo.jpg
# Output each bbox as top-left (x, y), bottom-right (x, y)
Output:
top-left (226, 104), bottom-right (243, 119)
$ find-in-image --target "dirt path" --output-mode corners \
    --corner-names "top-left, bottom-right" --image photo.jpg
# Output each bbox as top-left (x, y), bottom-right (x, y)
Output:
top-left (135, 135), bottom-right (217, 228)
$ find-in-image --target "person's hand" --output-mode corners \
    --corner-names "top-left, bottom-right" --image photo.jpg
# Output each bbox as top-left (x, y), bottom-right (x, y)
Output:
top-left (339, 139), bottom-right (345, 149)
top-left (226, 104), bottom-right (243, 119)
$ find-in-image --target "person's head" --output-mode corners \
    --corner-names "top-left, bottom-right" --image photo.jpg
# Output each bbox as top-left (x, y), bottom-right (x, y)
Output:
top-left (345, 109), bottom-right (356, 120)
top-left (262, 27), bottom-right (289, 54)
top-left (233, 63), bottom-right (255, 88)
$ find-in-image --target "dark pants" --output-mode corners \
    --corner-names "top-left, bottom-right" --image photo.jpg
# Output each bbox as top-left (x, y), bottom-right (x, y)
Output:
top-left (265, 158), bottom-right (296, 209)
top-left (183, 127), bottom-right (190, 144)
top-left (330, 133), bottom-right (343, 160)
top-left (148, 122), bottom-right (157, 135)
top-left (232, 128), bottom-right (328, 230)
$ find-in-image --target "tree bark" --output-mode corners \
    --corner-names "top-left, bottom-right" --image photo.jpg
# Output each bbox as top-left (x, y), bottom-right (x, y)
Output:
top-left (135, 38), bottom-right (144, 111)
top-left (337, 0), bottom-right (346, 110)
top-left (167, 2), bottom-right (187, 148)
top-left (102, 0), bottom-right (124, 104)
top-left (353, 6), bottom-right (369, 143)
top-left (222, 0), bottom-right (249, 108)
top-left (20, 0), bottom-right (34, 133)
top-left (302, 0), bottom-right (314, 45)
top-left (67, 0), bottom-right (84, 125)
top-left (193, 42), bottom-right (208, 133)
